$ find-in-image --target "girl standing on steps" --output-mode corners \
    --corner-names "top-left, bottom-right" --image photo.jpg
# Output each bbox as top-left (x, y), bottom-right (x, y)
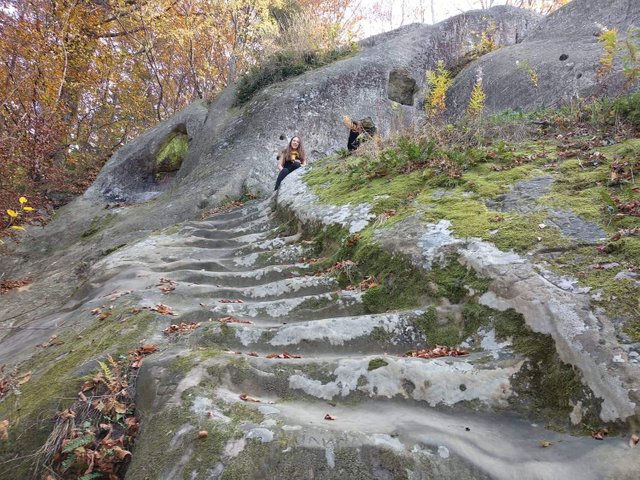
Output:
top-left (274, 136), bottom-right (306, 190)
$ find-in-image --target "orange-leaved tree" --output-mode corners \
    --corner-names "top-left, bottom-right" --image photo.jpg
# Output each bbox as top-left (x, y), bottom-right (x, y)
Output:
top-left (0, 0), bottom-right (358, 221)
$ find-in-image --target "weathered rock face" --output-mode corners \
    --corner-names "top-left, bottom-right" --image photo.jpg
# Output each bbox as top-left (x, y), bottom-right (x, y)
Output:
top-left (88, 6), bottom-right (539, 207)
top-left (0, 6), bottom-right (538, 347)
top-left (447, 0), bottom-right (640, 116)
top-left (86, 101), bottom-right (208, 203)
top-left (2, 2), bottom-right (640, 479)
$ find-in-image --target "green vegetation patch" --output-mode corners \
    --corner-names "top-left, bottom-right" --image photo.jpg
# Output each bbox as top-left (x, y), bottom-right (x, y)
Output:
top-left (493, 308), bottom-right (600, 426)
top-left (367, 358), bottom-right (389, 371)
top-left (413, 301), bottom-right (495, 348)
top-left (430, 257), bottom-right (491, 303)
top-left (155, 131), bottom-right (189, 175)
top-left (81, 213), bottom-right (116, 238)
top-left (305, 138), bottom-right (572, 253)
top-left (354, 241), bottom-right (432, 313)
top-left (235, 44), bottom-right (358, 106)
top-left (413, 306), bottom-right (459, 347)
top-left (613, 90), bottom-right (640, 128)
top-left (306, 225), bottom-right (434, 313)
top-left (0, 301), bottom-right (155, 477)
top-left (548, 242), bottom-right (640, 322)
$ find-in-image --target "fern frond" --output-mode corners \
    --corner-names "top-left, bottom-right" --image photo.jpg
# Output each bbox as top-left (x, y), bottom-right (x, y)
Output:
top-left (98, 361), bottom-right (113, 384)
top-left (62, 434), bottom-right (94, 453)
top-left (79, 473), bottom-right (103, 480)
top-left (61, 454), bottom-right (77, 472)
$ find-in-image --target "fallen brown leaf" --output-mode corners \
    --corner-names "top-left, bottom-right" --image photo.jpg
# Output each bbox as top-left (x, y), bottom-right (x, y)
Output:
top-left (591, 428), bottom-right (608, 440)
top-left (324, 414), bottom-right (337, 421)
top-left (59, 408), bottom-right (76, 420)
top-left (0, 419), bottom-right (9, 442)
top-left (239, 393), bottom-right (261, 403)
top-left (156, 278), bottom-right (178, 294)
top-left (106, 290), bottom-right (132, 301)
top-left (325, 259), bottom-right (358, 274)
top-left (139, 344), bottom-right (159, 354)
top-left (36, 334), bottom-right (64, 348)
top-left (299, 257), bottom-right (321, 264)
top-left (162, 322), bottom-right (200, 335)
top-left (151, 304), bottom-right (177, 315)
top-left (347, 275), bottom-right (378, 291)
top-left (629, 434), bottom-right (639, 448)
top-left (265, 352), bottom-right (302, 359)
top-left (0, 276), bottom-right (33, 294)
top-left (129, 344), bottom-right (160, 368)
top-left (112, 445), bottom-right (132, 460)
top-left (16, 371), bottom-right (32, 385)
top-left (125, 416), bottom-right (139, 436)
top-left (404, 346), bottom-right (468, 359)
top-left (217, 315), bottom-right (252, 324)
top-left (197, 430), bottom-right (208, 439)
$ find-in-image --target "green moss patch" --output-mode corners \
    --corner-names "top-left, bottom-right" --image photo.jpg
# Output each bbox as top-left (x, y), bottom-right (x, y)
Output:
top-left (155, 131), bottom-right (188, 175)
top-left (414, 306), bottom-right (459, 347)
top-left (0, 301), bottom-right (155, 477)
top-left (354, 243), bottom-right (432, 314)
top-left (81, 213), bottom-right (116, 238)
top-left (305, 139), bottom-right (573, 254)
top-left (493, 308), bottom-right (600, 427)
top-left (367, 358), bottom-right (389, 371)
top-left (430, 257), bottom-right (491, 303)
top-left (547, 242), bottom-right (640, 321)
top-left (413, 301), bottom-right (495, 347)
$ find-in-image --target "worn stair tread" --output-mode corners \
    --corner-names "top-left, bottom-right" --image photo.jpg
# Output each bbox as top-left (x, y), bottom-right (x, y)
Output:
top-left (207, 394), bottom-right (636, 480)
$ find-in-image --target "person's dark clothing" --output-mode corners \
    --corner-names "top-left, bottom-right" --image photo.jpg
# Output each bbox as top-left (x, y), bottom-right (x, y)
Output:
top-left (347, 118), bottom-right (376, 151)
top-left (274, 160), bottom-right (301, 190)
top-left (348, 130), bottom-right (360, 151)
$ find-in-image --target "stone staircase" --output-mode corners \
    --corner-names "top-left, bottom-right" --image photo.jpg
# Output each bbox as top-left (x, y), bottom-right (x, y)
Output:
top-left (82, 198), bottom-right (637, 480)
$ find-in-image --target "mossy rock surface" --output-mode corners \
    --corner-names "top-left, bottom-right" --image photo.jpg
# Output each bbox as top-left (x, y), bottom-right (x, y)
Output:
top-left (0, 301), bottom-right (155, 478)
top-left (155, 131), bottom-right (189, 174)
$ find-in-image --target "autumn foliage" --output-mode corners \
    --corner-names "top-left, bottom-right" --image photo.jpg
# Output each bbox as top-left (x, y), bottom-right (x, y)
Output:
top-left (0, 0), bottom-right (357, 220)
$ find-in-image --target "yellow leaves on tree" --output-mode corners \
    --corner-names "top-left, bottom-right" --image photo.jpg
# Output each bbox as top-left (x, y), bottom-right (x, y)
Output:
top-left (1, 196), bottom-right (35, 243)
top-left (425, 61), bottom-right (452, 117)
top-left (598, 28), bottom-right (618, 80)
top-left (467, 75), bottom-right (486, 118)
top-left (1, 0), bottom-right (360, 216)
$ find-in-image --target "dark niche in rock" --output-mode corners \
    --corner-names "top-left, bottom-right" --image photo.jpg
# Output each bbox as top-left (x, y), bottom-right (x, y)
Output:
top-left (387, 68), bottom-right (417, 106)
top-left (153, 125), bottom-right (189, 189)
top-left (98, 123), bottom-right (191, 203)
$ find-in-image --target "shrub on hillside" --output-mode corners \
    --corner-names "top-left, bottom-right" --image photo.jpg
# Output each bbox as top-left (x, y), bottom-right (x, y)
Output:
top-left (234, 45), bottom-right (357, 106)
top-left (614, 90), bottom-right (640, 128)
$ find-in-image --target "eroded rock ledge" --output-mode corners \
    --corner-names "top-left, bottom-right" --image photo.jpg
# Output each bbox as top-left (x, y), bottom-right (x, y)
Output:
top-left (277, 167), bottom-right (640, 426)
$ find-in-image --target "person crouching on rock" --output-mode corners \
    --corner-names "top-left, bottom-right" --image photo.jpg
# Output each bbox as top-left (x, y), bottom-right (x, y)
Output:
top-left (343, 116), bottom-right (376, 152)
top-left (274, 136), bottom-right (306, 190)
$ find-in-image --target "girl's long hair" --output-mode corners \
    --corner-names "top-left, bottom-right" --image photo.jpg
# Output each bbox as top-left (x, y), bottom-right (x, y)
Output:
top-left (280, 136), bottom-right (306, 163)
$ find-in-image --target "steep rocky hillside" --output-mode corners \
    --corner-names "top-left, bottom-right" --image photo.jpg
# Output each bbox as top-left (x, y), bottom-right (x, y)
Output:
top-left (1, 1), bottom-right (639, 479)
